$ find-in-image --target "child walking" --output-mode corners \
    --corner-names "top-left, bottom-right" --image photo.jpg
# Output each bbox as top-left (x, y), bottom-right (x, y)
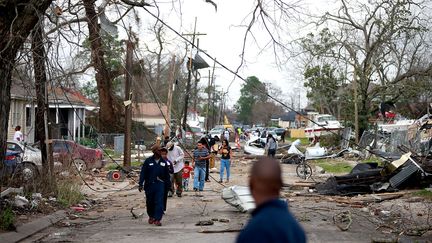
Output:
top-left (182, 161), bottom-right (193, 191)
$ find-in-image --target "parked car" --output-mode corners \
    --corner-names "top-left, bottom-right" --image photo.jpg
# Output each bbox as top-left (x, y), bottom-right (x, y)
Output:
top-left (185, 126), bottom-right (204, 140)
top-left (209, 128), bottom-right (224, 139)
top-left (1, 150), bottom-right (22, 177)
top-left (274, 128), bottom-right (286, 140)
top-left (7, 140), bottom-right (42, 181)
top-left (51, 139), bottom-right (106, 171)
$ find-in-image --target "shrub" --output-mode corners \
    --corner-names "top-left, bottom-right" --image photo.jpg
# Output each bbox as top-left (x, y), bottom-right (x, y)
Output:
top-left (57, 180), bottom-right (84, 207)
top-left (0, 206), bottom-right (15, 231)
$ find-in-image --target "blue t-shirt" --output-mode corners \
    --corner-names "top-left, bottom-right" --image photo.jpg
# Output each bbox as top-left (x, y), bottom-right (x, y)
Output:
top-left (193, 148), bottom-right (209, 167)
top-left (237, 199), bottom-right (306, 243)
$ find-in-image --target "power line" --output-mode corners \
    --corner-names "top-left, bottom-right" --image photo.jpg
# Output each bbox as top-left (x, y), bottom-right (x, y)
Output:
top-left (134, 5), bottom-right (390, 159)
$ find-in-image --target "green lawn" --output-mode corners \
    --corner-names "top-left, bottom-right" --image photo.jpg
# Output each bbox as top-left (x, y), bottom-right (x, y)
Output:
top-left (413, 189), bottom-right (432, 200)
top-left (312, 159), bottom-right (353, 174)
top-left (105, 160), bottom-right (143, 170)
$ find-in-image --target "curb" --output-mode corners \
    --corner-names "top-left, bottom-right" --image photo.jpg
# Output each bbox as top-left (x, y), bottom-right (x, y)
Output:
top-left (0, 210), bottom-right (66, 243)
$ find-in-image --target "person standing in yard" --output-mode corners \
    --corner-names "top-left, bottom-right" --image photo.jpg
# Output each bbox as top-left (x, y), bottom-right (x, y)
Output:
top-left (192, 141), bottom-right (211, 191)
top-left (281, 128), bottom-right (286, 143)
top-left (224, 128), bottom-right (230, 142)
top-left (182, 161), bottom-right (193, 191)
top-left (236, 157), bottom-right (306, 243)
top-left (266, 133), bottom-right (277, 158)
top-left (138, 145), bottom-right (171, 226)
top-left (166, 142), bottom-right (185, 197)
top-left (218, 139), bottom-right (232, 183)
top-left (13, 126), bottom-right (23, 142)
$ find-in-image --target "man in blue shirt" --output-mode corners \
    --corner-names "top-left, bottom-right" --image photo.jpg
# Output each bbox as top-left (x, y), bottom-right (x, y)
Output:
top-left (192, 141), bottom-right (210, 191)
top-left (138, 145), bottom-right (171, 226)
top-left (236, 157), bottom-right (306, 243)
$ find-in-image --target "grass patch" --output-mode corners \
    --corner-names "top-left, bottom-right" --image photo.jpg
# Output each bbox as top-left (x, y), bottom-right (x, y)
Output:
top-left (105, 160), bottom-right (143, 170)
top-left (413, 189), bottom-right (432, 200)
top-left (314, 160), bottom-right (353, 174)
top-left (0, 206), bottom-right (15, 231)
top-left (57, 180), bottom-right (84, 207)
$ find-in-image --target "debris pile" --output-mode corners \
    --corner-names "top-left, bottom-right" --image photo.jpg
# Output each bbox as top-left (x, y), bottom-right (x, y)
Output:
top-left (316, 149), bottom-right (432, 195)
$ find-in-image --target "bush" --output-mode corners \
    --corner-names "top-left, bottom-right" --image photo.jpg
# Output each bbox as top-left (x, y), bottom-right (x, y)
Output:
top-left (79, 138), bottom-right (98, 148)
top-left (0, 206), bottom-right (15, 231)
top-left (57, 180), bottom-right (84, 207)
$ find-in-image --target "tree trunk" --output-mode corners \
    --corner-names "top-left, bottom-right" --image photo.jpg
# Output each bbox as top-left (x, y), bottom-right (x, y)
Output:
top-left (32, 22), bottom-right (54, 188)
top-left (83, 0), bottom-right (119, 132)
top-left (0, 0), bottom-right (52, 172)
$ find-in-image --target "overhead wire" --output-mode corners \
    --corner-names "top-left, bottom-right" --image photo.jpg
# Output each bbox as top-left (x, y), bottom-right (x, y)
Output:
top-left (113, 3), bottom-right (227, 190)
top-left (132, 4), bottom-right (393, 160)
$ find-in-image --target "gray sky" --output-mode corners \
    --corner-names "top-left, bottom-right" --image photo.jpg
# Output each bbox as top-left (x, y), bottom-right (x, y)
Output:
top-left (111, 0), bottom-right (337, 108)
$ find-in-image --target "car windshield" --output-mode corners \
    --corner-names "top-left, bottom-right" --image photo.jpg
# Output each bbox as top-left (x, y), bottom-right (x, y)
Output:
top-left (317, 115), bottom-right (337, 123)
top-left (190, 127), bottom-right (201, 133)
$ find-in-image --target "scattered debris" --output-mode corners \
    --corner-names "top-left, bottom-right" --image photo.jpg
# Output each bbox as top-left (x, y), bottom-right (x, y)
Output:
top-left (222, 186), bottom-right (255, 213)
top-left (130, 207), bottom-right (144, 219)
top-left (1, 187), bottom-right (23, 198)
top-left (106, 170), bottom-right (125, 182)
top-left (333, 210), bottom-right (352, 231)
top-left (195, 220), bottom-right (214, 226)
top-left (14, 195), bottom-right (29, 208)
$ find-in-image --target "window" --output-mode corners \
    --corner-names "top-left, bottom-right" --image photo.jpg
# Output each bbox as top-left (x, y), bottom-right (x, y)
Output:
top-left (26, 108), bottom-right (31, 127)
top-left (7, 142), bottom-right (23, 153)
top-left (12, 112), bottom-right (21, 126)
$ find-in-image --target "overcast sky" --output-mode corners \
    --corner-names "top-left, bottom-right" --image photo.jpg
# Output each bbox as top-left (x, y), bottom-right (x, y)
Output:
top-left (113, 0), bottom-right (338, 109)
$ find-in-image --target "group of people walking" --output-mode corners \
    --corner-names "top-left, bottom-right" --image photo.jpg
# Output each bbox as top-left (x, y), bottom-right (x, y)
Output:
top-left (138, 135), bottom-right (233, 226)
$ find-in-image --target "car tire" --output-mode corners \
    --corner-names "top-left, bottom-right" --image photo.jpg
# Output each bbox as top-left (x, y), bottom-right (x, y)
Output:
top-left (73, 159), bottom-right (87, 172)
top-left (17, 162), bottom-right (39, 183)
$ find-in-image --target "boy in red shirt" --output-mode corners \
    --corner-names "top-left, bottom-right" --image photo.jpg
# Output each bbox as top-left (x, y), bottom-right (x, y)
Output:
top-left (182, 161), bottom-right (193, 191)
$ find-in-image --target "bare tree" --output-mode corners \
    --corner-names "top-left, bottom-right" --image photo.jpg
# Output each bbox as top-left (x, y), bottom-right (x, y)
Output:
top-left (300, 0), bottom-right (432, 135)
top-left (0, 1), bottom-right (53, 170)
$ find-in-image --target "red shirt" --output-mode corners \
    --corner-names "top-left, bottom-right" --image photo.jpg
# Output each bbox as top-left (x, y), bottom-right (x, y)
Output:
top-left (182, 166), bottom-right (193, 179)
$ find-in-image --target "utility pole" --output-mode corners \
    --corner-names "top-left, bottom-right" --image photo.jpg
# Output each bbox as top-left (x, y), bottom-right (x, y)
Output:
top-left (164, 55), bottom-right (176, 137)
top-left (192, 38), bottom-right (200, 112)
top-left (123, 32), bottom-right (133, 168)
top-left (353, 70), bottom-right (359, 143)
top-left (182, 17), bottom-right (206, 130)
top-left (206, 59), bottom-right (216, 131)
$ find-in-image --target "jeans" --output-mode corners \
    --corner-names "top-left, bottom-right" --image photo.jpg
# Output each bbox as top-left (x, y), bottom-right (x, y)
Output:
top-left (193, 166), bottom-right (206, 191)
top-left (220, 159), bottom-right (230, 181)
top-left (182, 178), bottom-right (189, 191)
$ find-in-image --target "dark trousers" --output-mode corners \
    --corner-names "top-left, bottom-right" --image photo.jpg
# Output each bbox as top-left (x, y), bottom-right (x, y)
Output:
top-left (145, 181), bottom-right (165, 221)
top-left (268, 149), bottom-right (276, 157)
top-left (172, 169), bottom-right (183, 196)
top-left (205, 159), bottom-right (210, 181)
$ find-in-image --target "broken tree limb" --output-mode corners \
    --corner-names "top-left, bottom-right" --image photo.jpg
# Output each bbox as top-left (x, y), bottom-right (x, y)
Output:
top-left (199, 228), bottom-right (242, 233)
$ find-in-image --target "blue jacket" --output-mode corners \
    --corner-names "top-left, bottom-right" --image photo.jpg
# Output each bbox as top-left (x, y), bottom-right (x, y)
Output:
top-left (139, 156), bottom-right (171, 190)
top-left (236, 199), bottom-right (306, 243)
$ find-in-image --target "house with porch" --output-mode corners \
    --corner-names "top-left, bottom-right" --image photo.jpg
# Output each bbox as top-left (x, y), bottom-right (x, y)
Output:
top-left (8, 80), bottom-right (97, 143)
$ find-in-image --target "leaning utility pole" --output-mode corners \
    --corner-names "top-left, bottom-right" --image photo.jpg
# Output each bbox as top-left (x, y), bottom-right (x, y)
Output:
top-left (123, 34), bottom-right (133, 168)
top-left (164, 55), bottom-right (176, 137)
top-left (181, 17), bottom-right (206, 130)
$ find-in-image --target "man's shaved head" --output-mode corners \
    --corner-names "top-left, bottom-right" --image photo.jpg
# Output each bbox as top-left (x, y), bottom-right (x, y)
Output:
top-left (249, 157), bottom-right (283, 205)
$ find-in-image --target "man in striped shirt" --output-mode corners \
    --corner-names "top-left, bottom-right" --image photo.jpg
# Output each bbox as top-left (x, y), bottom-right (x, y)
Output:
top-left (192, 141), bottom-right (211, 191)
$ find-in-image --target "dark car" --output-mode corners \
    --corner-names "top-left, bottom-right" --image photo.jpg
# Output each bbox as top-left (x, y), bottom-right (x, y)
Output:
top-left (274, 128), bottom-right (286, 136)
top-left (52, 139), bottom-right (106, 171)
top-left (2, 151), bottom-right (21, 176)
